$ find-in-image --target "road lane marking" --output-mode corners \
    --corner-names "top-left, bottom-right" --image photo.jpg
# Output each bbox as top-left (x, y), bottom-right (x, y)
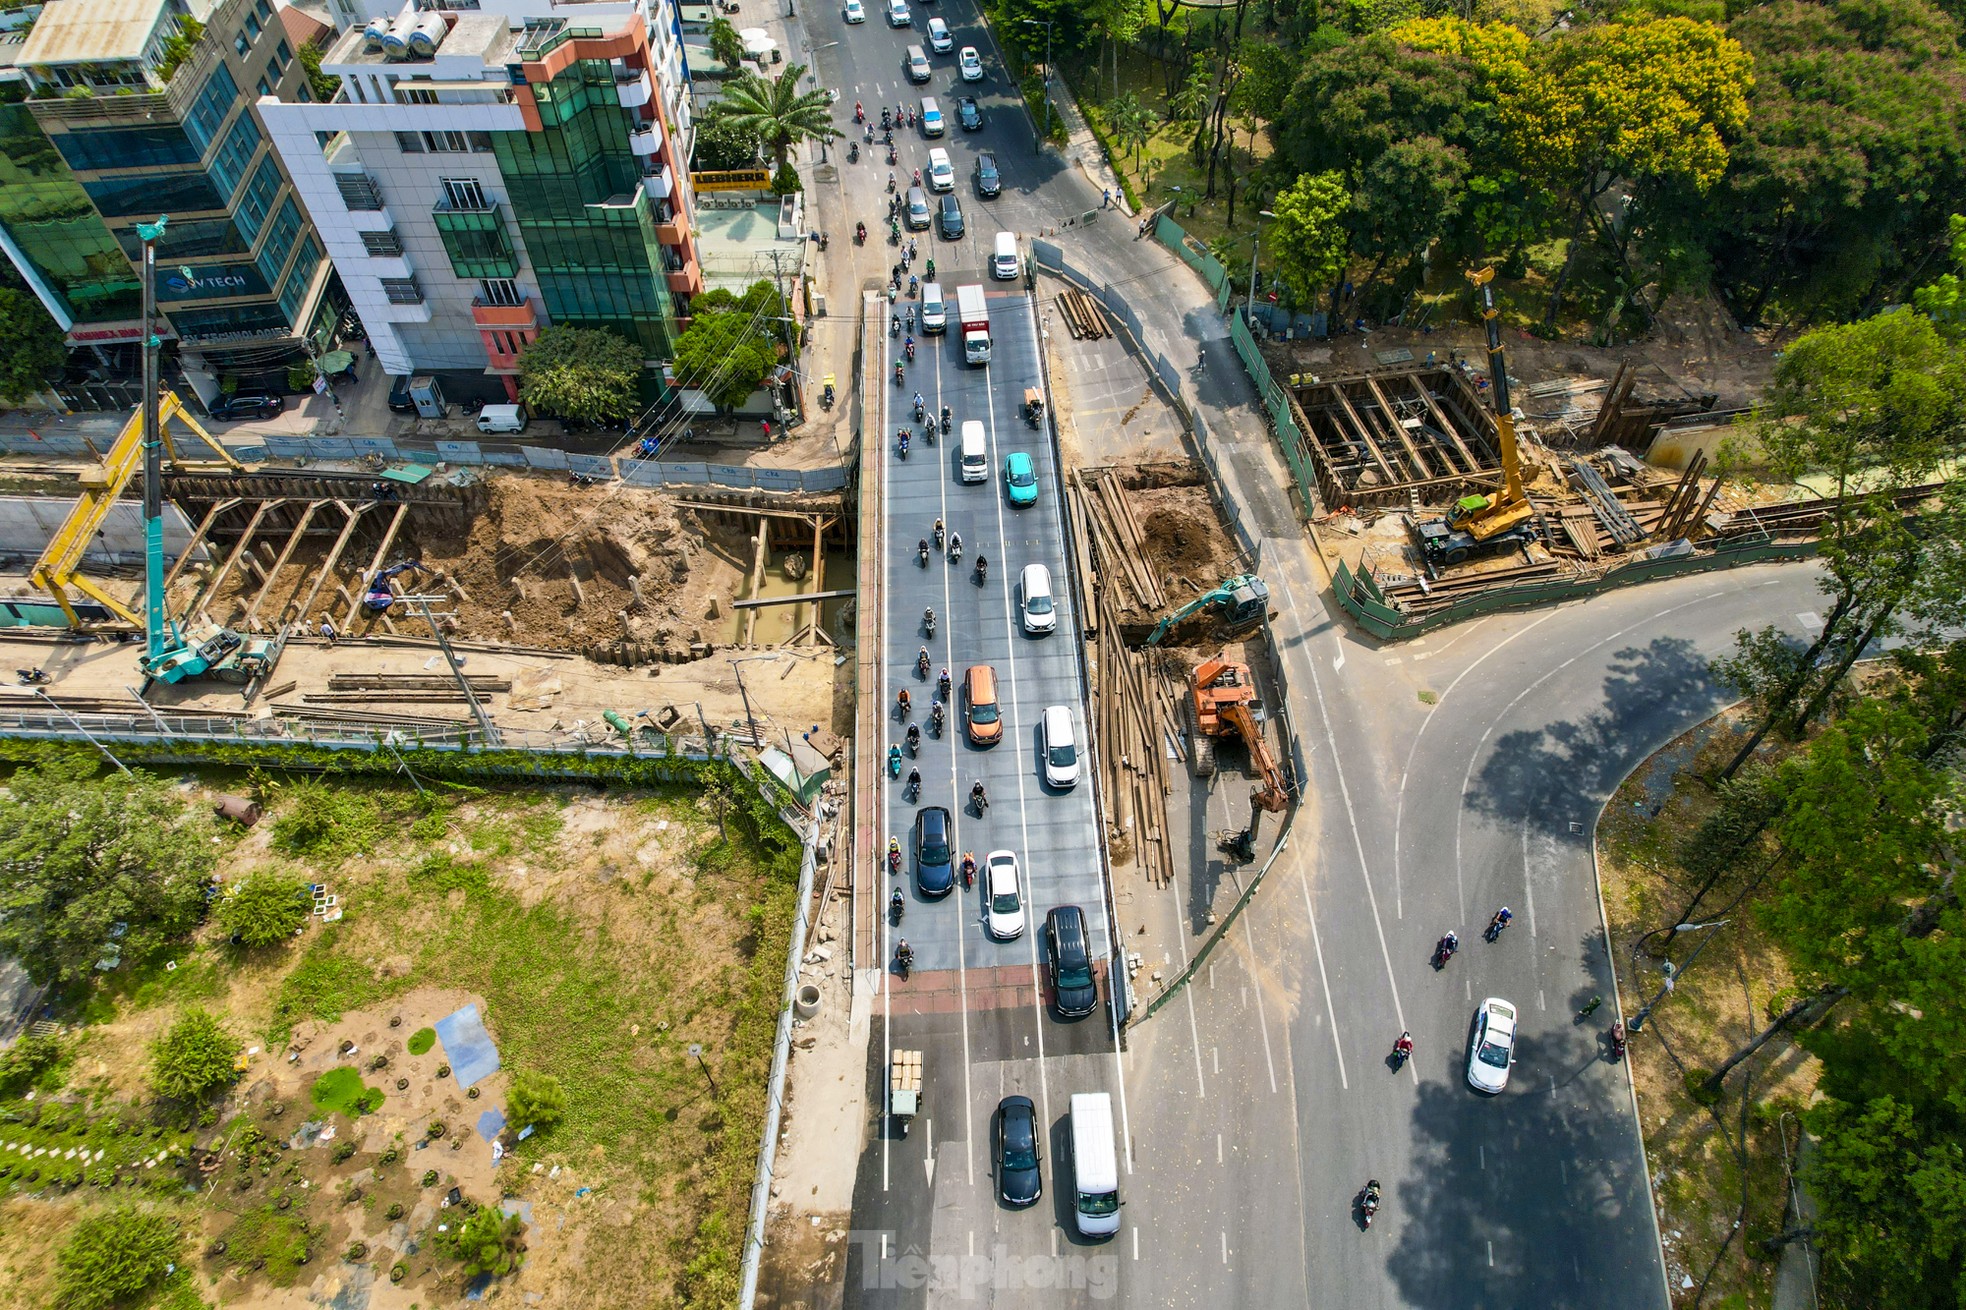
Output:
top-left (1249, 921), bottom-right (1281, 1094)
top-left (1132, 1229), bottom-right (1139, 1260)
top-left (1217, 1132), bottom-right (1223, 1164)
top-left (880, 324), bottom-right (894, 1199)
top-left (1487, 1240), bottom-right (1494, 1267)
top-left (1294, 866), bottom-right (1349, 1091)
top-left (1221, 1232), bottom-right (1229, 1264)
top-left (924, 1117), bottom-right (935, 1184)
top-left (1797, 610), bottom-right (1822, 629)
top-left (1212, 1046), bottom-right (1219, 1075)
top-left (1479, 1144), bottom-right (1485, 1170)
top-left (1538, 989), bottom-right (1546, 1011)
top-left (1521, 817), bottom-right (1538, 940)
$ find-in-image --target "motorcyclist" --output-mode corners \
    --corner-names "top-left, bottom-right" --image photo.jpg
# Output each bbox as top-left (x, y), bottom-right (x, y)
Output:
top-left (898, 428), bottom-right (910, 455)
top-left (976, 553), bottom-right (988, 583)
top-left (938, 668), bottom-right (951, 699)
top-left (913, 168), bottom-right (923, 187)
top-left (906, 722), bottom-right (921, 750)
top-left (891, 311), bottom-right (900, 335)
top-left (894, 362), bottom-right (905, 384)
top-left (858, 221), bottom-right (868, 242)
top-left (897, 938), bottom-right (914, 970)
top-left (890, 888), bottom-right (905, 918)
top-left (917, 645), bottom-right (930, 674)
top-left (949, 531), bottom-right (963, 561)
top-left (897, 688), bottom-right (911, 716)
top-left (855, 100), bottom-right (864, 122)
top-left (888, 170), bottom-right (896, 191)
top-left (1436, 930), bottom-right (1459, 961)
top-left (881, 106), bottom-right (892, 128)
top-left (960, 850), bottom-right (977, 887)
top-left (923, 606), bottom-right (936, 634)
top-left (930, 701), bottom-right (945, 733)
top-left (1394, 1031), bottom-right (1414, 1059)
top-left (905, 339), bottom-right (916, 361)
top-left (849, 141), bottom-right (860, 163)
top-left (971, 780), bottom-right (988, 810)
top-left (887, 743), bottom-right (902, 775)
top-left (926, 257), bottom-right (936, 279)
top-left (908, 273), bottom-right (919, 295)
top-left (940, 404), bottom-right (951, 433)
top-left (906, 766), bottom-right (920, 793)
top-left (933, 518), bottom-right (944, 548)
top-left (1490, 906), bottom-right (1513, 933)
top-left (918, 536), bottom-right (930, 564)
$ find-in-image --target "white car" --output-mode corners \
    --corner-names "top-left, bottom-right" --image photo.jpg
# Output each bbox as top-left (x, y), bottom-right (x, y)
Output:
top-left (926, 147), bottom-right (954, 193)
top-left (958, 46), bottom-right (983, 80)
top-left (887, 0), bottom-right (910, 26)
top-left (842, 0), bottom-right (864, 21)
top-left (926, 16), bottom-right (953, 51)
top-left (1466, 997), bottom-right (1518, 1093)
top-left (1040, 704), bottom-right (1080, 788)
top-left (985, 849), bottom-right (1025, 940)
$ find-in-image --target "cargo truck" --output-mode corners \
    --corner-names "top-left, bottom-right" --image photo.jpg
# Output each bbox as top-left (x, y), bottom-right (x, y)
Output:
top-left (956, 284), bottom-right (991, 364)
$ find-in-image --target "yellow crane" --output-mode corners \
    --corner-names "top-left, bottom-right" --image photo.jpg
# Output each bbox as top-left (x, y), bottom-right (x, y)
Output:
top-left (1411, 267), bottom-right (1538, 567)
top-left (29, 390), bottom-right (244, 628)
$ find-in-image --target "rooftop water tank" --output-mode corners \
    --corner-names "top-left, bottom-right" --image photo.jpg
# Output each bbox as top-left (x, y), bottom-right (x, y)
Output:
top-left (381, 10), bottom-right (417, 58)
top-left (407, 12), bottom-right (447, 56)
top-left (363, 16), bottom-right (391, 49)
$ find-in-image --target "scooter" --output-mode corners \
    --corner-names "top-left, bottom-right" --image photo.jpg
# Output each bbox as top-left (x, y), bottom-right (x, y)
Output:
top-left (898, 430), bottom-right (910, 459)
top-left (887, 144), bottom-right (898, 165)
top-left (906, 723), bottom-right (921, 755)
top-left (1609, 1021), bottom-right (1627, 1062)
top-left (888, 837), bottom-right (903, 873)
top-left (1432, 934), bottom-right (1459, 969)
top-left (888, 745), bottom-right (902, 779)
top-left (930, 702), bottom-right (945, 737)
top-left (15, 667), bottom-right (48, 685)
top-left (1485, 911), bottom-right (1511, 942)
top-left (890, 890), bottom-right (906, 925)
top-left (1391, 1033), bottom-right (1413, 1071)
top-left (1361, 1181), bottom-right (1382, 1229)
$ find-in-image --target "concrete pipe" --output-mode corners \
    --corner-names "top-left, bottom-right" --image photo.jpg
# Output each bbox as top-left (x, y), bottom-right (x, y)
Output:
top-left (794, 984), bottom-right (822, 1019)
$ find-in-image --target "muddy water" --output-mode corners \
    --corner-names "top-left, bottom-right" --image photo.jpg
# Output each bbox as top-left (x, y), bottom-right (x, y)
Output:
top-left (728, 546), bottom-right (856, 645)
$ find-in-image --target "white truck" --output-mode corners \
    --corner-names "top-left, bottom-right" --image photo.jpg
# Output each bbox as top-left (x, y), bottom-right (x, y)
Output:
top-left (956, 283), bottom-right (991, 365)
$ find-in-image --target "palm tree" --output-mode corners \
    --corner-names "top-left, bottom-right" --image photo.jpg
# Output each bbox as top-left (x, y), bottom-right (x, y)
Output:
top-left (702, 64), bottom-right (839, 172)
top-left (1113, 99), bottom-right (1155, 171)
top-left (707, 17), bottom-right (744, 72)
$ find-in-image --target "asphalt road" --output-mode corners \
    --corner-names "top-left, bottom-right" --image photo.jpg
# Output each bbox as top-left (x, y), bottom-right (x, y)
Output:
top-left (805, 3), bottom-right (1836, 1304)
top-left (822, 13), bottom-right (1134, 1298)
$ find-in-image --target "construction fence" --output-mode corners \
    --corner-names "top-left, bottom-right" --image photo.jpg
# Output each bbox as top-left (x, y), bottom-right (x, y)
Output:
top-left (0, 429), bottom-right (850, 495)
top-left (1333, 533), bottom-right (1823, 641)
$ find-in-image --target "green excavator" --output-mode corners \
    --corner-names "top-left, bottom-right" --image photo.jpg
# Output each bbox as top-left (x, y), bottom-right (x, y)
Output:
top-left (1136, 574), bottom-right (1275, 648)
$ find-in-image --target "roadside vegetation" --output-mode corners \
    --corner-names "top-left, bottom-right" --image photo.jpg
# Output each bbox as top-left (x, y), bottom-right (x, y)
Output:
top-left (0, 755), bottom-right (799, 1309)
top-left (1594, 298), bottom-right (1966, 1305)
top-left (981, 0), bottom-right (1966, 343)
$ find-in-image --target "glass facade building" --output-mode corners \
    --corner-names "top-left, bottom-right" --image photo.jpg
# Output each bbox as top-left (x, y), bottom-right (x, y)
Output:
top-left (492, 58), bottom-right (679, 359)
top-left (1, 0), bottom-right (337, 368)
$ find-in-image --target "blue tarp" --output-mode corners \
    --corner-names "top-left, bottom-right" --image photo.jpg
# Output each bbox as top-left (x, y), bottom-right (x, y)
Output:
top-left (434, 1004), bottom-right (501, 1089)
top-left (475, 1108), bottom-right (507, 1141)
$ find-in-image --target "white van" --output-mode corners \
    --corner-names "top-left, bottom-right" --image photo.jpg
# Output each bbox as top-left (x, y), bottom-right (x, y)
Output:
top-left (920, 282), bottom-right (946, 333)
top-left (959, 419), bottom-right (987, 483)
top-left (1041, 704), bottom-right (1080, 787)
top-left (475, 403), bottom-right (527, 434)
top-left (1020, 563), bottom-right (1054, 634)
top-left (991, 231), bottom-right (1018, 280)
top-left (1069, 1092), bottom-right (1121, 1237)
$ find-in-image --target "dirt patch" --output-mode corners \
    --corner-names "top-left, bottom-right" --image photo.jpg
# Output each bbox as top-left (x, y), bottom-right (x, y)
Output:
top-left (1597, 711), bottom-right (1821, 1309)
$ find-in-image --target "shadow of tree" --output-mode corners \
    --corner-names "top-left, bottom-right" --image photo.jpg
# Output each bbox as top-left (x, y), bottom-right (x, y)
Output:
top-left (1465, 637), bottom-right (1726, 831)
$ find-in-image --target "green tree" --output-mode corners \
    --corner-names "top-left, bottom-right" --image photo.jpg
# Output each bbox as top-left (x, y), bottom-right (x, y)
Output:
top-left (1268, 170), bottom-right (1352, 309)
top-left (215, 870), bottom-right (310, 948)
top-left (506, 1070), bottom-right (568, 1132)
top-left (150, 1007), bottom-right (240, 1104)
top-left (297, 42), bottom-right (340, 102)
top-left (0, 285), bottom-right (66, 402)
top-left (517, 326), bottom-right (642, 424)
top-left (1107, 92), bottom-right (1154, 169)
top-left (669, 281), bottom-right (786, 412)
top-left (1504, 17), bottom-right (1753, 327)
top-left (1913, 214), bottom-right (1966, 337)
top-left (1716, 309), bottom-right (1966, 777)
top-left (0, 1029), bottom-right (64, 1097)
top-left (699, 64), bottom-right (838, 172)
top-left (1807, 1096), bottom-right (1966, 1310)
top-left (1714, 0), bottom-right (1966, 325)
top-left (441, 1205), bottom-right (527, 1277)
top-left (691, 117), bottom-right (761, 171)
top-left (1169, 56), bottom-right (1211, 124)
top-left (707, 16), bottom-right (744, 71)
top-left (1349, 135), bottom-right (1468, 304)
top-left (54, 1208), bottom-right (184, 1310)
top-left (0, 758), bottom-right (218, 986)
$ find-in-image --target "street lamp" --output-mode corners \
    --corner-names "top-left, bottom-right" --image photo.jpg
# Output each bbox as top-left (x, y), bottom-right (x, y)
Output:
top-left (1019, 18), bottom-right (1054, 154)
top-left (1247, 209), bottom-right (1276, 322)
top-left (686, 1043), bottom-right (719, 1096)
top-left (1626, 918), bottom-right (1731, 1033)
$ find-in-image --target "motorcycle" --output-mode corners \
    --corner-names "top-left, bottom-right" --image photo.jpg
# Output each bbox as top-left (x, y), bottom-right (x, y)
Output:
top-left (887, 144), bottom-right (898, 165)
top-left (904, 769), bottom-right (920, 800)
top-left (1361, 1181), bottom-right (1382, 1229)
top-left (937, 670), bottom-right (951, 700)
top-left (971, 782), bottom-right (989, 815)
top-left (1432, 933), bottom-right (1459, 969)
top-left (890, 889), bottom-right (906, 925)
top-left (905, 341), bottom-right (916, 362)
top-left (855, 103), bottom-right (865, 124)
top-left (975, 556), bottom-right (988, 585)
top-left (918, 538), bottom-right (930, 566)
top-left (888, 745), bottom-right (902, 779)
top-left (887, 837), bottom-right (902, 873)
top-left (898, 430), bottom-right (910, 458)
top-left (894, 363), bottom-right (906, 386)
top-left (1485, 910), bottom-right (1512, 942)
top-left (960, 852), bottom-right (976, 889)
top-left (916, 649), bottom-right (931, 677)
top-left (891, 314), bottom-right (900, 336)
top-left (949, 538), bottom-right (963, 564)
top-left (15, 667), bottom-right (48, 686)
top-left (896, 942), bottom-right (914, 977)
top-left (906, 723), bottom-right (921, 755)
top-left (930, 702), bottom-right (945, 736)
top-left (820, 374), bottom-right (836, 409)
top-left (1391, 1032), bottom-right (1413, 1071)
top-left (923, 607), bottom-right (936, 638)
top-left (1609, 1021), bottom-right (1627, 1062)
top-left (913, 399), bottom-right (926, 423)
top-left (940, 406), bottom-right (952, 435)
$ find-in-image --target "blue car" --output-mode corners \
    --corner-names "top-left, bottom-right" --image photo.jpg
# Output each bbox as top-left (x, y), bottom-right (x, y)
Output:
top-left (1004, 451), bottom-right (1038, 506)
top-left (915, 805), bottom-right (954, 897)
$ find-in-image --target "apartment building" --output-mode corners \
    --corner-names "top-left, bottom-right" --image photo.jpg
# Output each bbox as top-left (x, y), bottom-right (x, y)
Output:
top-left (0, 0), bottom-right (338, 385)
top-left (259, 0), bottom-right (699, 398)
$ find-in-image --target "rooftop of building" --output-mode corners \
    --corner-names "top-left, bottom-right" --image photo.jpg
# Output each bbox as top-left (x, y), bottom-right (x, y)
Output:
top-left (693, 201), bottom-right (808, 293)
top-left (15, 0), bottom-right (185, 66)
top-left (322, 9), bottom-right (514, 70)
top-left (278, 2), bottom-right (333, 49)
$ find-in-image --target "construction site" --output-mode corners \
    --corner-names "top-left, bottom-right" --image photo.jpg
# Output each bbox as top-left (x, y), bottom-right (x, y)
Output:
top-left (0, 396), bottom-right (856, 759)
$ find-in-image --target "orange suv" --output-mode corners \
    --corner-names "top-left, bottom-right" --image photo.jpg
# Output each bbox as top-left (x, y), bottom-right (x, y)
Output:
top-left (964, 664), bottom-right (1002, 745)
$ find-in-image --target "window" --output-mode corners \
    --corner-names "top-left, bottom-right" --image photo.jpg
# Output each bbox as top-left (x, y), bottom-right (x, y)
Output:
top-left (53, 125), bottom-right (200, 172)
top-left (394, 131), bottom-right (424, 153)
top-left (113, 218), bottom-right (249, 262)
top-left (468, 131), bottom-right (496, 153)
top-left (279, 237), bottom-right (322, 321)
top-left (274, 41), bottom-right (292, 72)
top-left (396, 83), bottom-right (438, 105)
top-left (244, 14), bottom-right (260, 40)
top-left (256, 198), bottom-right (304, 285)
top-left (480, 278), bottom-right (522, 306)
top-left (424, 131), bottom-right (468, 153)
top-left (235, 32), bottom-right (251, 56)
top-left (362, 230), bottom-right (404, 257)
top-left (381, 276), bottom-right (423, 305)
top-left (234, 157), bottom-right (284, 242)
top-left (255, 0), bottom-right (273, 23)
top-left (182, 64), bottom-right (240, 154)
top-left (256, 77), bottom-right (270, 96)
top-left (208, 112), bottom-right (262, 200)
top-left (441, 177), bottom-right (489, 210)
top-left (85, 173), bottom-right (226, 218)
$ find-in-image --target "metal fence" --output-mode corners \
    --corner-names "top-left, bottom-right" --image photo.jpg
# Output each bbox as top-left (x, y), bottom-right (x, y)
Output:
top-left (0, 428), bottom-right (850, 495)
top-left (1331, 535), bottom-right (1824, 641)
top-left (1156, 213), bottom-right (1236, 313)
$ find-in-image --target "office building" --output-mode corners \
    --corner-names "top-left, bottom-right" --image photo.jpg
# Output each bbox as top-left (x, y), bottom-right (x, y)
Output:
top-left (259, 0), bottom-right (699, 398)
top-left (0, 0), bottom-right (340, 385)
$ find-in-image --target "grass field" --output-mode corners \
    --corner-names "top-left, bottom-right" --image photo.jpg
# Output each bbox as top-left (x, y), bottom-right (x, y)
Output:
top-left (0, 770), bottom-right (798, 1310)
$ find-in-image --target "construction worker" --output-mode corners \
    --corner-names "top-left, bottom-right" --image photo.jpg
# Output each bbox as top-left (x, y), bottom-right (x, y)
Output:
top-left (319, 618), bottom-right (338, 646)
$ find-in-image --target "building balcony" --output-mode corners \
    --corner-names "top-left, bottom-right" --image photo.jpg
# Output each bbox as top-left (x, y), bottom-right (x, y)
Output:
top-left (616, 64), bottom-right (653, 108)
top-left (641, 163), bottom-right (672, 201)
top-left (629, 123), bottom-right (663, 155)
top-left (655, 218), bottom-right (686, 245)
top-left (664, 258), bottom-right (702, 295)
top-left (471, 297), bottom-right (538, 329)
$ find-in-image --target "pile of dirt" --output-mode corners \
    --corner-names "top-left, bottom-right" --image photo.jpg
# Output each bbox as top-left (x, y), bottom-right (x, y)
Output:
top-left (1134, 486), bottom-right (1238, 590)
top-left (399, 477), bottom-right (747, 651)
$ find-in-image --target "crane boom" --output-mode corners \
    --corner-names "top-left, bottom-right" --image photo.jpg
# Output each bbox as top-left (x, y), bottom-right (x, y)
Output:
top-left (1449, 267), bottom-right (1532, 541)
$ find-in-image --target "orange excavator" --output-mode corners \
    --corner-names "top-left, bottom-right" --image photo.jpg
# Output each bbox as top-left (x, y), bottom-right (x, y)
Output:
top-left (1184, 648), bottom-right (1292, 861)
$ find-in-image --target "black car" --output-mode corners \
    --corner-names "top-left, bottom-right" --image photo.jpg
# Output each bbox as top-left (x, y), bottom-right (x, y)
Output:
top-left (938, 194), bottom-right (965, 239)
top-left (974, 151), bottom-right (1000, 198)
top-left (914, 805), bottom-right (954, 896)
top-left (387, 376), bottom-right (418, 413)
top-left (1045, 906), bottom-right (1098, 1017)
top-left (993, 1095), bottom-right (1043, 1207)
top-left (207, 391), bottom-right (283, 420)
top-left (956, 95), bottom-right (983, 132)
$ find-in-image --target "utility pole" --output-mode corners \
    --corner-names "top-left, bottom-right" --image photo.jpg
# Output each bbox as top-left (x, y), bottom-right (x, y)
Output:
top-left (136, 216), bottom-right (168, 665)
top-left (406, 596), bottom-right (501, 747)
top-left (762, 248), bottom-right (802, 425)
top-left (1247, 209), bottom-right (1276, 322)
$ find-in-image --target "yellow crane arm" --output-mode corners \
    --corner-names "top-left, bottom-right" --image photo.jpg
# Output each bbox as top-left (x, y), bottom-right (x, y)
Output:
top-left (1459, 268), bottom-right (1533, 541)
top-left (28, 391), bottom-right (242, 627)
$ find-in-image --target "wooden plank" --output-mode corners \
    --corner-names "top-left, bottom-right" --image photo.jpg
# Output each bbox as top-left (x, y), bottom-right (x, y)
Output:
top-left (163, 497), bottom-right (239, 593)
top-left (192, 499), bottom-right (282, 625)
top-left (1329, 387), bottom-right (1401, 484)
top-left (1362, 376), bottom-right (1437, 478)
top-left (1415, 378), bottom-right (1486, 473)
top-left (288, 501), bottom-right (364, 628)
top-left (341, 502), bottom-right (411, 633)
